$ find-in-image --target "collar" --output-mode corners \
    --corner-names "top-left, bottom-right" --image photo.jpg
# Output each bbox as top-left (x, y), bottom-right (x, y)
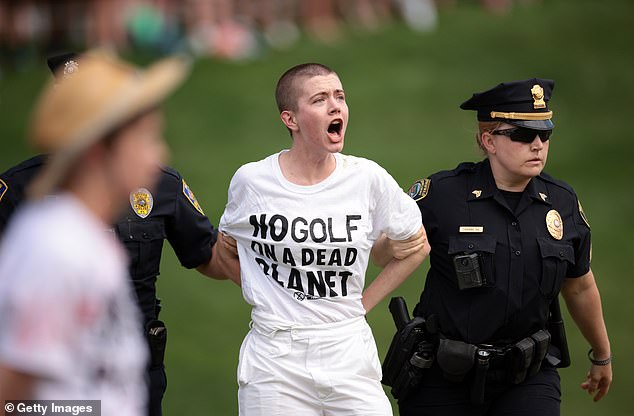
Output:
top-left (466, 159), bottom-right (498, 202)
top-left (467, 159), bottom-right (552, 207)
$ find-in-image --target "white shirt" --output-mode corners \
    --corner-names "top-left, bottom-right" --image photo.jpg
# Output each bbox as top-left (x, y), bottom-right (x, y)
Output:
top-left (220, 152), bottom-right (422, 326)
top-left (0, 194), bottom-right (147, 416)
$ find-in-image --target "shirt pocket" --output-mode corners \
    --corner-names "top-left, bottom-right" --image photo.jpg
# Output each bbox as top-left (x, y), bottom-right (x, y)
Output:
top-left (448, 234), bottom-right (497, 287)
top-left (116, 220), bottom-right (166, 278)
top-left (537, 237), bottom-right (575, 299)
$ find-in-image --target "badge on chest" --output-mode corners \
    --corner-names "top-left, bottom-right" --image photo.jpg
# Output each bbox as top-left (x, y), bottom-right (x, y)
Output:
top-left (546, 209), bottom-right (563, 240)
top-left (130, 188), bottom-right (154, 218)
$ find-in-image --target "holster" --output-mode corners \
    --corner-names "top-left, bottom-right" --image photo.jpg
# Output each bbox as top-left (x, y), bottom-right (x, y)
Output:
top-left (146, 319), bottom-right (167, 369)
top-left (382, 317), bottom-right (427, 389)
top-left (382, 297), bottom-right (431, 399)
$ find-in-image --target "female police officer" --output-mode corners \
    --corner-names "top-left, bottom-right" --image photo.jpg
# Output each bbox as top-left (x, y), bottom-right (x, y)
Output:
top-left (398, 78), bottom-right (612, 415)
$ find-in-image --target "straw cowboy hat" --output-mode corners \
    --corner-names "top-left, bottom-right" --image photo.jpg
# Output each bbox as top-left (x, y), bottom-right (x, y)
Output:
top-left (28, 50), bottom-right (190, 198)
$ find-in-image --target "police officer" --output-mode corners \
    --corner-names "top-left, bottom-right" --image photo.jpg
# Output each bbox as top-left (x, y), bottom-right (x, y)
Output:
top-left (0, 54), bottom-right (237, 416)
top-left (398, 79), bottom-right (612, 415)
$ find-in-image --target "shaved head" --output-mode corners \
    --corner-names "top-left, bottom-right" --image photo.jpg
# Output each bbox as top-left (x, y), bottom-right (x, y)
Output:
top-left (275, 63), bottom-right (336, 113)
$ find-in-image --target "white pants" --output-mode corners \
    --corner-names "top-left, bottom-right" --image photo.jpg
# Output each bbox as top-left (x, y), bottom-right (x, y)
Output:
top-left (237, 316), bottom-right (393, 416)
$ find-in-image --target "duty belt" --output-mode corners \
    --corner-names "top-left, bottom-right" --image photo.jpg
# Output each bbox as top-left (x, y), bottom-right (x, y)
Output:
top-left (435, 329), bottom-right (552, 404)
top-left (381, 297), bottom-right (553, 405)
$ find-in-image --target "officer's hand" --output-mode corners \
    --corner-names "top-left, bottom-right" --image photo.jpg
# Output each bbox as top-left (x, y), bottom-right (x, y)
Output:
top-left (221, 232), bottom-right (238, 257)
top-left (388, 226), bottom-right (428, 260)
top-left (581, 363), bottom-right (612, 402)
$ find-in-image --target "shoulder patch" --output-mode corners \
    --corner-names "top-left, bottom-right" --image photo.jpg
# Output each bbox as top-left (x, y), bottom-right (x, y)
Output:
top-left (0, 179), bottom-right (8, 203)
top-left (578, 200), bottom-right (590, 228)
top-left (182, 179), bottom-right (204, 215)
top-left (407, 178), bottom-right (431, 201)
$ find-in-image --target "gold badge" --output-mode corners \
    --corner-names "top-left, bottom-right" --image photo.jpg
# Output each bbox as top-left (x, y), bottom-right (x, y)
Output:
top-left (472, 189), bottom-right (482, 198)
top-left (539, 192), bottom-right (548, 202)
top-left (130, 188), bottom-right (154, 218)
top-left (63, 60), bottom-right (79, 78)
top-left (407, 178), bottom-right (431, 201)
top-left (578, 200), bottom-right (590, 228)
top-left (546, 209), bottom-right (563, 240)
top-left (531, 84), bottom-right (546, 109)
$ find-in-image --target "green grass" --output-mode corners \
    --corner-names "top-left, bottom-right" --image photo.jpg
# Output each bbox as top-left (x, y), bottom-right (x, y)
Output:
top-left (1, 0), bottom-right (633, 414)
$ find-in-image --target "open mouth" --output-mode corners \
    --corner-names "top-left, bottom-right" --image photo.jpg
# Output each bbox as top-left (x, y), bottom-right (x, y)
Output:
top-left (327, 119), bottom-right (343, 136)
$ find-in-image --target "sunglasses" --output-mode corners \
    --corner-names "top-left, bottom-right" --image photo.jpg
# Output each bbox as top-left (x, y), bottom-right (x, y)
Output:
top-left (490, 127), bottom-right (552, 143)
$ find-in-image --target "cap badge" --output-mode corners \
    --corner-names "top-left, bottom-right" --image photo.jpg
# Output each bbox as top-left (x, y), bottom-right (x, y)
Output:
top-left (63, 60), bottom-right (79, 78)
top-left (130, 188), bottom-right (154, 218)
top-left (472, 189), bottom-right (482, 198)
top-left (531, 84), bottom-right (546, 109)
top-left (546, 209), bottom-right (563, 240)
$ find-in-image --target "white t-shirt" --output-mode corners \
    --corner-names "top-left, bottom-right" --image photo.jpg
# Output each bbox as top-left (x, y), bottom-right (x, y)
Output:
top-left (220, 152), bottom-right (422, 325)
top-left (0, 194), bottom-right (147, 416)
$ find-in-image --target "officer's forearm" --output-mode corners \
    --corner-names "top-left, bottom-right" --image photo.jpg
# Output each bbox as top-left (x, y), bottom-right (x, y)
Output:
top-left (371, 227), bottom-right (428, 269)
top-left (561, 270), bottom-right (611, 358)
top-left (196, 242), bottom-right (241, 286)
top-left (0, 364), bottom-right (35, 401)
top-left (370, 234), bottom-right (392, 268)
top-left (362, 243), bottom-right (427, 313)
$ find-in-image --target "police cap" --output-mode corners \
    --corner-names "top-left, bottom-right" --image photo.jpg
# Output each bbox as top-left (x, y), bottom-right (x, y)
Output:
top-left (460, 78), bottom-right (554, 130)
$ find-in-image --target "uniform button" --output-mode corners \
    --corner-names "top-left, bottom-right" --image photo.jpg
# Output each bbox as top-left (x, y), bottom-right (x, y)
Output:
top-left (559, 251), bottom-right (565, 257)
top-left (142, 232), bottom-right (149, 239)
top-left (468, 243), bottom-right (474, 249)
top-left (515, 250), bottom-right (521, 256)
top-left (511, 221), bottom-right (518, 227)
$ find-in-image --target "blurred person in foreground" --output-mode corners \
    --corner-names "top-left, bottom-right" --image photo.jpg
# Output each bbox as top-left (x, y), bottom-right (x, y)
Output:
top-left (0, 51), bottom-right (189, 415)
top-left (0, 52), bottom-right (239, 416)
top-left (385, 78), bottom-right (612, 415)
top-left (219, 63), bottom-right (429, 415)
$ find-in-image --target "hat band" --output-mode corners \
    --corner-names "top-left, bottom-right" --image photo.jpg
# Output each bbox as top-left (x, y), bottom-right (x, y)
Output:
top-left (490, 110), bottom-right (552, 121)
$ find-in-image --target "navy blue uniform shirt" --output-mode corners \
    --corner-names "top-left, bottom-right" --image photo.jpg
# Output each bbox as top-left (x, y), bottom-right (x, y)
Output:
top-left (0, 154), bottom-right (216, 324)
top-left (410, 159), bottom-right (591, 344)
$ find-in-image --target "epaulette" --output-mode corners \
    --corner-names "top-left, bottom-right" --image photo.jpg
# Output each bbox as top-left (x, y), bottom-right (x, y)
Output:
top-left (408, 162), bottom-right (478, 201)
top-left (159, 165), bottom-right (182, 181)
top-left (429, 162), bottom-right (478, 182)
top-left (536, 171), bottom-right (576, 197)
top-left (1, 154), bottom-right (47, 178)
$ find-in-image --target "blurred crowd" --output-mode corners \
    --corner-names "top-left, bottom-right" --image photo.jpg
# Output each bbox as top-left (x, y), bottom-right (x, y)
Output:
top-left (0, 0), bottom-right (537, 70)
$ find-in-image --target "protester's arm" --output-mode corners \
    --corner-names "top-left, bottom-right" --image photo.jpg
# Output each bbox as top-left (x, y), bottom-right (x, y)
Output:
top-left (561, 269), bottom-right (612, 402)
top-left (362, 225), bottom-right (429, 313)
top-left (0, 365), bottom-right (35, 401)
top-left (371, 226), bottom-right (427, 268)
top-left (196, 233), bottom-right (241, 286)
